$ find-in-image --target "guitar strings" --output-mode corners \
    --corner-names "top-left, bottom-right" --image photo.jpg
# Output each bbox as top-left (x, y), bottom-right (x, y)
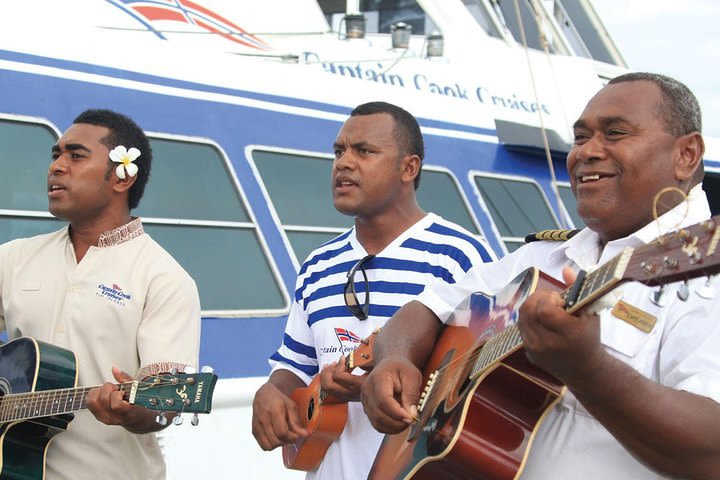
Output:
top-left (0, 374), bottom-right (197, 422)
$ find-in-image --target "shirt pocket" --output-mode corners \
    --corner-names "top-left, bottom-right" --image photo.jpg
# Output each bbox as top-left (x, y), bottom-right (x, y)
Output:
top-left (19, 282), bottom-right (42, 292)
top-left (599, 308), bottom-right (653, 358)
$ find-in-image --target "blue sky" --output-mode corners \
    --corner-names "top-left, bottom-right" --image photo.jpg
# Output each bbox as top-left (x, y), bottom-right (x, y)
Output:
top-left (592, 0), bottom-right (720, 138)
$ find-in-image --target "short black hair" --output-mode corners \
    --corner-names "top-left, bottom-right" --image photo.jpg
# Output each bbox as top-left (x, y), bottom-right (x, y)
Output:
top-left (73, 109), bottom-right (151, 209)
top-left (608, 72), bottom-right (702, 136)
top-left (350, 101), bottom-right (424, 189)
top-left (608, 72), bottom-right (704, 183)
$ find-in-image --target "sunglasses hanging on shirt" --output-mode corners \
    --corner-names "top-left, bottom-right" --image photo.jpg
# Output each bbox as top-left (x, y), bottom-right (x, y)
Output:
top-left (344, 254), bottom-right (375, 320)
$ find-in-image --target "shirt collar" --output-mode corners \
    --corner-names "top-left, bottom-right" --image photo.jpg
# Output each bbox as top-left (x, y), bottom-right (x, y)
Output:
top-left (97, 217), bottom-right (145, 247)
top-left (546, 184), bottom-right (711, 268)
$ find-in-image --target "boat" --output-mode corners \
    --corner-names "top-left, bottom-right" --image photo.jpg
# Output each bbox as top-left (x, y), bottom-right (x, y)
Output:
top-left (1, 1), bottom-right (718, 478)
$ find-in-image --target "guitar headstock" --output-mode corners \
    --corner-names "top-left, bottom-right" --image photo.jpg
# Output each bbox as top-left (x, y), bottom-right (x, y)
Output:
top-left (130, 371), bottom-right (219, 414)
top-left (346, 328), bottom-right (379, 371)
top-left (624, 216), bottom-right (719, 286)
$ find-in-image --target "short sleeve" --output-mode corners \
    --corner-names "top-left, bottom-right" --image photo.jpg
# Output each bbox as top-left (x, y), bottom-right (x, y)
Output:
top-left (269, 298), bottom-right (318, 386)
top-left (136, 266), bottom-right (201, 370)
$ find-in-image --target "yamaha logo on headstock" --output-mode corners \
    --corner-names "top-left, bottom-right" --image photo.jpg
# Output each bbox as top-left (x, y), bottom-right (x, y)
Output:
top-left (194, 381), bottom-right (204, 404)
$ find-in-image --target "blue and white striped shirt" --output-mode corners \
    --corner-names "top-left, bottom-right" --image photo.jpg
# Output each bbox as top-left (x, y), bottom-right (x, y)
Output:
top-left (268, 213), bottom-right (496, 480)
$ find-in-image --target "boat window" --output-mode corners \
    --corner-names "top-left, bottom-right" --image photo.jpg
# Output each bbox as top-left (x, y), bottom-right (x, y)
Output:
top-left (472, 173), bottom-right (559, 252)
top-left (417, 168), bottom-right (480, 235)
top-left (557, 183), bottom-right (585, 228)
top-left (0, 119), bottom-right (286, 314)
top-left (559, 0), bottom-right (626, 67)
top-left (491, 0), bottom-right (548, 52)
top-left (252, 149), bottom-right (480, 264)
top-left (540, 0), bottom-right (592, 58)
top-left (252, 149), bottom-right (351, 263)
top-left (470, 0), bottom-right (574, 55)
top-left (135, 137), bottom-right (286, 313)
top-left (319, 0), bottom-right (437, 35)
top-left (138, 139), bottom-right (251, 222)
top-left (0, 118), bottom-right (66, 243)
top-left (704, 171), bottom-right (720, 216)
top-left (0, 118), bottom-right (59, 213)
top-left (461, 0), bottom-right (504, 39)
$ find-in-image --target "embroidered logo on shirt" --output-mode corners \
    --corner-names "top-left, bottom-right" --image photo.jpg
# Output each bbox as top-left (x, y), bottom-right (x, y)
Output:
top-left (334, 327), bottom-right (361, 344)
top-left (96, 283), bottom-right (132, 307)
top-left (611, 300), bottom-right (656, 333)
top-left (320, 328), bottom-right (361, 356)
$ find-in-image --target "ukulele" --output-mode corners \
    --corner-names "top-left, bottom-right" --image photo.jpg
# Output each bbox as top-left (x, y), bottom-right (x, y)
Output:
top-left (283, 328), bottom-right (379, 471)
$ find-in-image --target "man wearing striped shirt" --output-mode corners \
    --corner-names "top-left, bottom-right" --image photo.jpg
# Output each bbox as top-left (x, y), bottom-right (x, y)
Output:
top-left (251, 101), bottom-right (495, 480)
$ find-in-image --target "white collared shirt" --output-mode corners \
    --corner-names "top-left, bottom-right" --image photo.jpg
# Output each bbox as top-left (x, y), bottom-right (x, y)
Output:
top-left (417, 185), bottom-right (720, 479)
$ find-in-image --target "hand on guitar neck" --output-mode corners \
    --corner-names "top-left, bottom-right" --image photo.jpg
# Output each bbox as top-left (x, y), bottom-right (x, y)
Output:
top-left (516, 266), bottom-right (607, 387)
top-left (317, 356), bottom-right (367, 403)
top-left (87, 366), bottom-right (176, 434)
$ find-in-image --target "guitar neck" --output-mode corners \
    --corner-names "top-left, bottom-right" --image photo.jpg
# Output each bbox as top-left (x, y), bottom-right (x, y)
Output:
top-left (0, 383), bottom-right (133, 423)
top-left (470, 248), bottom-right (635, 378)
top-left (344, 328), bottom-right (378, 372)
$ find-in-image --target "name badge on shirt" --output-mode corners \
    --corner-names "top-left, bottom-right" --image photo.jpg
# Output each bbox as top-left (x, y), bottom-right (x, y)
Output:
top-left (611, 300), bottom-right (657, 333)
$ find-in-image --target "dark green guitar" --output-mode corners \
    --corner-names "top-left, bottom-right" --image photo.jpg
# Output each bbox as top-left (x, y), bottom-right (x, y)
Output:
top-left (0, 336), bottom-right (217, 480)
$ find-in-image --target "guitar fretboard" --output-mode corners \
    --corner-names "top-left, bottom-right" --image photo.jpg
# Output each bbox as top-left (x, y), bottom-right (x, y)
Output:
top-left (0, 383), bottom-right (133, 423)
top-left (470, 247), bottom-right (633, 379)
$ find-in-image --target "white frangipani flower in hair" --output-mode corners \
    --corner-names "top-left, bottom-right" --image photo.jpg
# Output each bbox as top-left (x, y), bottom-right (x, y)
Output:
top-left (109, 145), bottom-right (141, 180)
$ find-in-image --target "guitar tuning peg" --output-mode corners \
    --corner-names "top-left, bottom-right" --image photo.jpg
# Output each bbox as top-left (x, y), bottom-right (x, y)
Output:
top-left (676, 281), bottom-right (690, 301)
top-left (697, 276), bottom-right (717, 300)
top-left (200, 366), bottom-right (214, 373)
top-left (650, 285), bottom-right (668, 307)
top-left (172, 415), bottom-right (184, 426)
top-left (155, 414), bottom-right (168, 426)
top-left (191, 413), bottom-right (200, 426)
top-left (184, 366), bottom-right (197, 374)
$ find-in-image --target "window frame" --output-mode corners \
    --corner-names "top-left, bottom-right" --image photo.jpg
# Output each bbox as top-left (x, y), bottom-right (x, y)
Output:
top-left (247, 144), bottom-right (349, 271)
top-left (0, 116), bottom-right (290, 318)
top-left (419, 163), bottom-right (485, 237)
top-left (469, 170), bottom-right (561, 254)
top-left (141, 132), bottom-right (290, 317)
top-left (247, 145), bottom-right (486, 269)
top-left (555, 180), bottom-right (584, 229)
top-left (0, 114), bottom-right (62, 220)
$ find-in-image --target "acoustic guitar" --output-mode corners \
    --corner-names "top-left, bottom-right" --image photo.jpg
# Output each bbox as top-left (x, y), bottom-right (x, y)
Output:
top-left (283, 328), bottom-right (378, 471)
top-left (369, 215), bottom-right (720, 480)
top-left (0, 336), bottom-right (217, 480)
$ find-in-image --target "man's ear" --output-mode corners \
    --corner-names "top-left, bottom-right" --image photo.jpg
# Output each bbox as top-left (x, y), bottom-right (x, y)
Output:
top-left (402, 154), bottom-right (421, 185)
top-left (674, 132), bottom-right (704, 182)
top-left (112, 171), bottom-right (137, 194)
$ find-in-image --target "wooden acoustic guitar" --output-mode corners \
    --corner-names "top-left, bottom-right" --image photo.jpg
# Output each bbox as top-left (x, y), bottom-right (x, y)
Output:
top-left (0, 336), bottom-right (218, 480)
top-left (369, 215), bottom-right (720, 480)
top-left (283, 328), bottom-right (379, 471)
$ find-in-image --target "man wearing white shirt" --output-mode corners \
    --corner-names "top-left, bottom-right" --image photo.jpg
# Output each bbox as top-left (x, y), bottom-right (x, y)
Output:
top-left (361, 73), bottom-right (720, 479)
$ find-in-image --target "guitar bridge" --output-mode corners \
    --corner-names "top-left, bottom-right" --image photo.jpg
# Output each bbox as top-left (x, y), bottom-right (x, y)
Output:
top-left (418, 370), bottom-right (438, 414)
top-left (407, 370), bottom-right (439, 441)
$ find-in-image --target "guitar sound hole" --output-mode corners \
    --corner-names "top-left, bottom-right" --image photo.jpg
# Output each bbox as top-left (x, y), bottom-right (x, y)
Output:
top-left (0, 378), bottom-right (10, 397)
top-left (307, 397), bottom-right (315, 420)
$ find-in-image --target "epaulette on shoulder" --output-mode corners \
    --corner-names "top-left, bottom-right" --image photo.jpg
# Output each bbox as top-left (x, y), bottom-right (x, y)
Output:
top-left (524, 228), bottom-right (580, 243)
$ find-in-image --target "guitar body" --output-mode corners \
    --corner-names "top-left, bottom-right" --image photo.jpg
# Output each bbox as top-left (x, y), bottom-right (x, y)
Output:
top-left (0, 337), bottom-right (77, 480)
top-left (283, 329), bottom-right (378, 471)
top-left (370, 268), bottom-right (566, 480)
top-left (282, 375), bottom-right (348, 471)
